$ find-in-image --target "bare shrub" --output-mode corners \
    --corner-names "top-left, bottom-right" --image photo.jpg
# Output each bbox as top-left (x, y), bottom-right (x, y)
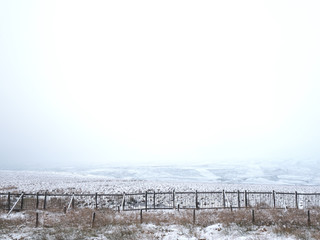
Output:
top-left (217, 209), bottom-right (252, 228)
top-left (103, 225), bottom-right (139, 240)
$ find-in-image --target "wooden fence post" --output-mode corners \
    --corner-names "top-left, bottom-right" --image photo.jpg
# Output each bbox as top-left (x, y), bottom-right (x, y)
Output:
top-left (145, 191), bottom-right (148, 212)
top-left (193, 209), bottom-right (196, 224)
top-left (173, 190), bottom-right (175, 209)
top-left (272, 190), bottom-right (276, 208)
top-left (223, 190), bottom-right (226, 208)
top-left (43, 191), bottom-right (47, 210)
top-left (245, 190), bottom-right (248, 208)
top-left (308, 210), bottom-right (311, 226)
top-left (252, 209), bottom-right (255, 223)
top-left (35, 212), bottom-right (39, 227)
top-left (177, 204), bottom-right (180, 212)
top-left (295, 191), bottom-right (298, 209)
top-left (20, 192), bottom-right (24, 210)
top-left (237, 190), bottom-right (240, 208)
top-left (91, 212), bottom-right (96, 228)
top-left (140, 209), bottom-right (143, 224)
top-left (7, 192), bottom-right (10, 212)
top-left (95, 193), bottom-right (98, 209)
top-left (153, 192), bottom-right (156, 209)
top-left (72, 193), bottom-right (75, 209)
top-left (195, 191), bottom-right (198, 209)
top-left (36, 192), bottom-right (39, 209)
top-left (63, 206), bottom-right (66, 214)
top-left (121, 192), bottom-right (126, 211)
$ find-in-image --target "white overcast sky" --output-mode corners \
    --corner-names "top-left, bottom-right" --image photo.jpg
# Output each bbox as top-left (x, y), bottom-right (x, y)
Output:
top-left (1, 1), bottom-right (320, 168)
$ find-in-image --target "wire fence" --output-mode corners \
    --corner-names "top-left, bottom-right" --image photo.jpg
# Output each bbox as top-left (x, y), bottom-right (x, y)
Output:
top-left (1, 190), bottom-right (320, 213)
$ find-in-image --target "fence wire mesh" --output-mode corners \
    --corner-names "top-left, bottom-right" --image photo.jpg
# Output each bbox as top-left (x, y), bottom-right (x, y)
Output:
top-left (2, 191), bottom-right (320, 212)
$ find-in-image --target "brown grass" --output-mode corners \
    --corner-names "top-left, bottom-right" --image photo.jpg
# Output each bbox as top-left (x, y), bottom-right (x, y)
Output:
top-left (0, 185), bottom-right (18, 191)
top-left (2, 208), bottom-right (320, 239)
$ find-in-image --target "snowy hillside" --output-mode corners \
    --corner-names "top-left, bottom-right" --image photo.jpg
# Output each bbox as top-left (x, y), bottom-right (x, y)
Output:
top-left (37, 159), bottom-right (320, 186)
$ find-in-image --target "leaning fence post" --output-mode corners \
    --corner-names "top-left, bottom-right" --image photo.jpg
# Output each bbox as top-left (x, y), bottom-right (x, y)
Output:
top-left (91, 212), bottom-right (96, 228)
top-left (295, 191), bottom-right (298, 209)
top-left (7, 192), bottom-right (10, 212)
top-left (7, 193), bottom-right (24, 217)
top-left (237, 190), bottom-right (240, 208)
top-left (222, 190), bottom-right (226, 208)
top-left (66, 193), bottom-right (75, 212)
top-left (252, 209), bottom-right (255, 223)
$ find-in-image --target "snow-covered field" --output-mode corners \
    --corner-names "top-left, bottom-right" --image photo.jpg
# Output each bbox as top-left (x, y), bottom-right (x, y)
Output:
top-left (1, 170), bottom-right (320, 239)
top-left (1, 170), bottom-right (320, 194)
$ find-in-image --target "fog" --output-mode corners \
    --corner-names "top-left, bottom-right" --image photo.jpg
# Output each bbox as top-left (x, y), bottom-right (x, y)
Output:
top-left (1, 1), bottom-right (320, 170)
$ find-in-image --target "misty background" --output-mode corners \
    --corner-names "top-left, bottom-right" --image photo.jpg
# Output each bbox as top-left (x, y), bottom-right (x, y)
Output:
top-left (1, 1), bottom-right (320, 184)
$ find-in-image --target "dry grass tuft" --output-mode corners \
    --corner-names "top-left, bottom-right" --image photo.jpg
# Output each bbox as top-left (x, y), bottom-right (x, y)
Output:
top-left (2, 208), bottom-right (320, 239)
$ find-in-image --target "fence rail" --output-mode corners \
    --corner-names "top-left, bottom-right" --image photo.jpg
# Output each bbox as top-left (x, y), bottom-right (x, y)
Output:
top-left (1, 190), bottom-right (320, 212)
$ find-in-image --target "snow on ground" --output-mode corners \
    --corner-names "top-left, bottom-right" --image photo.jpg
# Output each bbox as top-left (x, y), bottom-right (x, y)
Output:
top-left (0, 214), bottom-right (297, 240)
top-left (1, 170), bottom-right (320, 194)
top-left (1, 170), bottom-right (319, 239)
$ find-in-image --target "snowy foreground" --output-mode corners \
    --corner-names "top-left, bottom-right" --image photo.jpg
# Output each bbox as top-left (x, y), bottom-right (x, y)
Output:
top-left (1, 170), bottom-right (320, 239)
top-left (0, 220), bottom-right (297, 240)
